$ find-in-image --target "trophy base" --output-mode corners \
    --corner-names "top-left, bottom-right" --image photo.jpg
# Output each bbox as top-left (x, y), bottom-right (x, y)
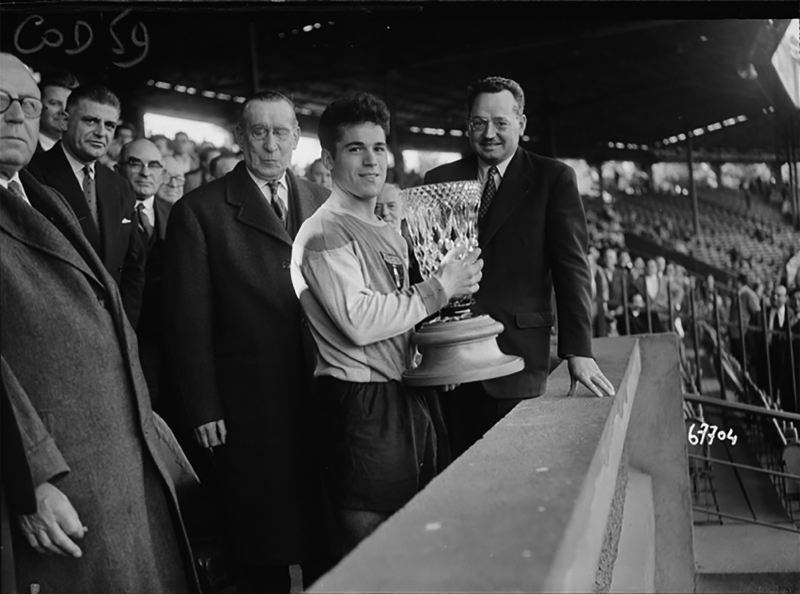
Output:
top-left (402, 315), bottom-right (525, 387)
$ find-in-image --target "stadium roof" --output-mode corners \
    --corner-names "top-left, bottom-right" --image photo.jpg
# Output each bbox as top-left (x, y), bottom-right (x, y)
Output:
top-left (2, 3), bottom-right (797, 161)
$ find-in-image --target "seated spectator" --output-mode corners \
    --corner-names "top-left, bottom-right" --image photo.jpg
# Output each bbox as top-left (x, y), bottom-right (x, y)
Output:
top-left (616, 293), bottom-right (664, 335)
top-left (306, 158), bottom-right (332, 189)
top-left (208, 151), bottom-right (240, 181)
top-left (184, 145), bottom-right (220, 193)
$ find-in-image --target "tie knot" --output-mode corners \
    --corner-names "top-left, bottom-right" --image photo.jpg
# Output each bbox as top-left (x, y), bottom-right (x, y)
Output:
top-left (488, 165), bottom-right (499, 177)
top-left (136, 201), bottom-right (145, 212)
top-left (83, 165), bottom-right (93, 178)
top-left (266, 180), bottom-right (280, 196)
top-left (7, 179), bottom-right (24, 198)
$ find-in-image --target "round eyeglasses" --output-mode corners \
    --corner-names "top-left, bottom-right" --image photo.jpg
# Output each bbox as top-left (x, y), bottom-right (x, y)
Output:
top-left (0, 91), bottom-right (43, 119)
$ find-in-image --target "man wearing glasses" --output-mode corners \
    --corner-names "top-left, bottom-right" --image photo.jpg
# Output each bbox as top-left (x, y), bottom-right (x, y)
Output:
top-left (425, 76), bottom-right (614, 460)
top-left (165, 90), bottom-right (331, 593)
top-left (27, 84), bottom-right (146, 328)
top-left (119, 139), bottom-right (175, 413)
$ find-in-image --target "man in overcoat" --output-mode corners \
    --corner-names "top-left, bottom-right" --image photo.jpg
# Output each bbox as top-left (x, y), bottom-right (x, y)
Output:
top-left (165, 90), bottom-right (331, 593)
top-left (425, 76), bottom-right (614, 459)
top-left (0, 51), bottom-right (197, 593)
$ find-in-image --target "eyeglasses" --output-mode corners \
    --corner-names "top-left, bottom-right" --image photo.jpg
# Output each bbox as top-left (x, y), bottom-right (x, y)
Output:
top-left (0, 91), bottom-right (43, 118)
top-left (164, 173), bottom-right (185, 186)
top-left (468, 117), bottom-right (515, 133)
top-left (248, 126), bottom-right (295, 142)
top-left (122, 158), bottom-right (164, 173)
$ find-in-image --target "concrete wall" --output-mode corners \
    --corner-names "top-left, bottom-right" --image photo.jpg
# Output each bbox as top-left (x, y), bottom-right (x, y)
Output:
top-left (311, 335), bottom-right (694, 593)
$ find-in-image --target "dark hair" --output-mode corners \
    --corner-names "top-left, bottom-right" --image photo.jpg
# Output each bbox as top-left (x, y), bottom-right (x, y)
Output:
top-left (737, 272), bottom-right (749, 286)
top-left (115, 121), bottom-right (137, 138)
top-left (66, 83), bottom-right (121, 114)
top-left (150, 134), bottom-right (168, 144)
top-left (318, 93), bottom-right (390, 157)
top-left (466, 76), bottom-right (525, 117)
top-left (238, 90), bottom-right (297, 129)
top-left (199, 145), bottom-right (220, 165)
top-left (39, 70), bottom-right (79, 94)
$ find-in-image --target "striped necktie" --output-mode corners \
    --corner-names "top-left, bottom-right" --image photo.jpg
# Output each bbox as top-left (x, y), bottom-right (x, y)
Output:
top-left (83, 165), bottom-right (98, 226)
top-left (267, 180), bottom-right (286, 228)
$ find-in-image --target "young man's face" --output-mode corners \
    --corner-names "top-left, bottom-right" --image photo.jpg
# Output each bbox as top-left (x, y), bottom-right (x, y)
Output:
top-left (40, 84), bottom-right (71, 139)
top-left (325, 122), bottom-right (387, 200)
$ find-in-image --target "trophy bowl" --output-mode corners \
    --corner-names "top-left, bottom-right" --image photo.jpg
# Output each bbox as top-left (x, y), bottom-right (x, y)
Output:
top-left (399, 181), bottom-right (524, 387)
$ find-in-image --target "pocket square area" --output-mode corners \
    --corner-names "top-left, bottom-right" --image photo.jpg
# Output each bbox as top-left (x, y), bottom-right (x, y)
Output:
top-left (122, 218), bottom-right (132, 223)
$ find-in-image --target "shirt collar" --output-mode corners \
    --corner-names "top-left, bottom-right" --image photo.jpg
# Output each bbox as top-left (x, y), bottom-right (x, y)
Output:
top-left (61, 142), bottom-right (95, 177)
top-left (39, 134), bottom-right (57, 151)
top-left (246, 167), bottom-right (287, 193)
top-left (477, 153), bottom-right (514, 184)
top-left (0, 172), bottom-right (30, 205)
top-left (136, 195), bottom-right (155, 210)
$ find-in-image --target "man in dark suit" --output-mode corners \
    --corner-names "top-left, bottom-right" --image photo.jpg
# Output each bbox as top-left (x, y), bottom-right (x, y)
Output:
top-left (768, 285), bottom-right (797, 412)
top-left (35, 70), bottom-right (79, 153)
top-left (425, 76), bottom-right (614, 459)
top-left (165, 90), bottom-right (331, 593)
top-left (119, 139), bottom-right (172, 410)
top-left (27, 83), bottom-right (146, 328)
top-left (0, 51), bottom-right (196, 593)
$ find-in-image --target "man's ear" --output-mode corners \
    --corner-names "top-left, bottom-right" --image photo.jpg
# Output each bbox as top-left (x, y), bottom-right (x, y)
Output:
top-left (321, 148), bottom-right (334, 171)
top-left (234, 126), bottom-right (243, 147)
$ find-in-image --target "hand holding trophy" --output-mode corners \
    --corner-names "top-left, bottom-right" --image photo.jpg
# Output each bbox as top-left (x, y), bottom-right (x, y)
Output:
top-left (400, 181), bottom-right (524, 386)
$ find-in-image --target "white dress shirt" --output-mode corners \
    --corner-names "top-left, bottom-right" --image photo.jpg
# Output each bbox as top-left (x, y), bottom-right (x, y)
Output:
top-left (477, 154), bottom-right (514, 191)
top-left (246, 168), bottom-right (288, 215)
top-left (0, 172), bottom-right (31, 205)
top-left (135, 195), bottom-right (156, 228)
top-left (39, 134), bottom-right (57, 152)
top-left (61, 143), bottom-right (95, 187)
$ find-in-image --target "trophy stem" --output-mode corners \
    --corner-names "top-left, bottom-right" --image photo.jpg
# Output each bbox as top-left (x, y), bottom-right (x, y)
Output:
top-left (402, 315), bottom-right (525, 387)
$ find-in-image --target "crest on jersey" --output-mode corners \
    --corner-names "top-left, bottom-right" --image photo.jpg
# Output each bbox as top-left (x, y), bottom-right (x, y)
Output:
top-left (381, 252), bottom-right (405, 291)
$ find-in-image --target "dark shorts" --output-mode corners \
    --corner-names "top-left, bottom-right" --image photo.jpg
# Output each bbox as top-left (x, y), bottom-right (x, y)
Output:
top-left (315, 377), bottom-right (450, 513)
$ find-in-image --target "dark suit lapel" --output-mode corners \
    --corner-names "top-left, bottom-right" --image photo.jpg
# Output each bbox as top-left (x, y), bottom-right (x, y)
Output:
top-left (2, 173), bottom-right (103, 288)
top-left (286, 170), bottom-right (316, 238)
top-left (42, 144), bottom-right (103, 252)
top-left (227, 163), bottom-right (292, 247)
top-left (154, 197), bottom-right (172, 241)
top-left (96, 165), bottom-right (126, 263)
top-left (481, 148), bottom-right (534, 247)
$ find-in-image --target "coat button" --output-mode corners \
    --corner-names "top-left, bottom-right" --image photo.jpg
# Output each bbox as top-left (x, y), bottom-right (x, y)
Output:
top-left (282, 261), bottom-right (290, 269)
top-left (117, 266), bottom-right (123, 273)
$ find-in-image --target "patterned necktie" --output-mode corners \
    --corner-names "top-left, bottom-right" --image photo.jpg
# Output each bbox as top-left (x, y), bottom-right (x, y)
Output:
top-left (7, 180), bottom-right (28, 205)
top-left (83, 165), bottom-right (98, 226)
top-left (136, 202), bottom-right (154, 240)
top-left (479, 165), bottom-right (499, 221)
top-left (267, 180), bottom-right (286, 228)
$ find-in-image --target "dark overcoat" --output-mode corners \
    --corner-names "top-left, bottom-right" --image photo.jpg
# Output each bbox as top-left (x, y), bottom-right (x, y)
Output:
top-left (137, 197), bottom-right (173, 411)
top-left (26, 141), bottom-right (146, 327)
top-left (164, 162), bottom-right (329, 565)
top-left (0, 170), bottom-right (198, 592)
top-left (426, 148), bottom-right (593, 399)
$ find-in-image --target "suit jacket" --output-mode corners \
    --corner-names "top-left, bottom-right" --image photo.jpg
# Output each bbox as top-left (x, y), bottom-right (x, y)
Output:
top-left (425, 148), bottom-right (593, 399)
top-left (136, 197), bottom-right (173, 410)
top-left (165, 162), bottom-right (329, 564)
top-left (26, 141), bottom-right (146, 327)
top-left (0, 169), bottom-right (197, 592)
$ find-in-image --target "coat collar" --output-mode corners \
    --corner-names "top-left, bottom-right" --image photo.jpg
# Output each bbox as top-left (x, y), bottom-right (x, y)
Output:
top-left (225, 162), bottom-right (294, 247)
top-left (154, 196), bottom-right (172, 241)
top-left (2, 169), bottom-right (104, 288)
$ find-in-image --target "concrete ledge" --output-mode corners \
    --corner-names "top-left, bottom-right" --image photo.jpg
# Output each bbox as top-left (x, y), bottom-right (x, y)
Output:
top-left (313, 337), bottom-right (651, 593)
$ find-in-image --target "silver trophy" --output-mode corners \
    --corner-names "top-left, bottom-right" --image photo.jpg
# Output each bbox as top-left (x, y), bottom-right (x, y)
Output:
top-left (400, 181), bottom-right (524, 386)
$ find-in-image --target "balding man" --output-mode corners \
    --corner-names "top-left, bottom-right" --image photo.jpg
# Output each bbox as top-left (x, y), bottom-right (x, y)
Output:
top-left (165, 90), bottom-right (331, 592)
top-left (27, 83), bottom-right (146, 328)
top-left (0, 52), bottom-right (196, 593)
top-left (119, 140), bottom-right (174, 409)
